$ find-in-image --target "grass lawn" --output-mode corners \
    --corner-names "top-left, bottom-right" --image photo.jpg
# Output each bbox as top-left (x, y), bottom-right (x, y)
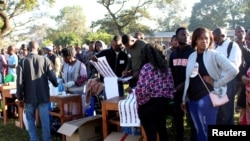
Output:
top-left (0, 115), bottom-right (192, 141)
top-left (0, 96), bottom-right (240, 141)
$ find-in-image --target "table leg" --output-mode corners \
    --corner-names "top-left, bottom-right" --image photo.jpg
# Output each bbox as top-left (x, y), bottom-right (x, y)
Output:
top-left (102, 102), bottom-right (108, 139)
top-left (3, 97), bottom-right (7, 125)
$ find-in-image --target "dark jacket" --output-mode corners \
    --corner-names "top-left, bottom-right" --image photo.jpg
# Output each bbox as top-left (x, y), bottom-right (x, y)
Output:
top-left (96, 47), bottom-right (128, 81)
top-left (169, 45), bottom-right (194, 88)
top-left (16, 53), bottom-right (58, 104)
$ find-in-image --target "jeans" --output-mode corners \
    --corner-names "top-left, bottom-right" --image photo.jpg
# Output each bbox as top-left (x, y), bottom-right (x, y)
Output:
top-left (25, 103), bottom-right (52, 141)
top-left (189, 94), bottom-right (219, 141)
top-left (217, 78), bottom-right (237, 125)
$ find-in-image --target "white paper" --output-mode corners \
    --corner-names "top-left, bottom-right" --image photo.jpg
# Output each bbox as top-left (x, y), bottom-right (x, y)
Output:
top-left (118, 76), bottom-right (133, 82)
top-left (104, 77), bottom-right (119, 99)
top-left (10, 89), bottom-right (17, 94)
top-left (90, 56), bottom-right (117, 78)
top-left (118, 89), bottom-right (140, 127)
top-left (90, 56), bottom-right (121, 99)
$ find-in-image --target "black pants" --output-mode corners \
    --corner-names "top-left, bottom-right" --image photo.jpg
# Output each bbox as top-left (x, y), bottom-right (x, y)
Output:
top-left (138, 98), bottom-right (170, 141)
top-left (173, 91), bottom-right (196, 141)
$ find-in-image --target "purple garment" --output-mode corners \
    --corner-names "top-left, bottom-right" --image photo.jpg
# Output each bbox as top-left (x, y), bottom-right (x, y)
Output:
top-left (0, 54), bottom-right (7, 75)
top-left (135, 63), bottom-right (174, 105)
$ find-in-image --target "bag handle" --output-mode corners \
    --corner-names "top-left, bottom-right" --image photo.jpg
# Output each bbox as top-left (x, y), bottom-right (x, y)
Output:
top-left (198, 74), bottom-right (211, 93)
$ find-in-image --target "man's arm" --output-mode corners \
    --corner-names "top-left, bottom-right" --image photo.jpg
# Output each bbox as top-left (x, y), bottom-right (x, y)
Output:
top-left (16, 60), bottom-right (24, 100)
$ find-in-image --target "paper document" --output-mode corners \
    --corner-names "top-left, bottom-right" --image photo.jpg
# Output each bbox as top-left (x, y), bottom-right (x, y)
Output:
top-left (104, 77), bottom-right (119, 99)
top-left (90, 56), bottom-right (119, 99)
top-left (118, 76), bottom-right (133, 82)
top-left (118, 89), bottom-right (140, 127)
top-left (90, 57), bottom-right (116, 77)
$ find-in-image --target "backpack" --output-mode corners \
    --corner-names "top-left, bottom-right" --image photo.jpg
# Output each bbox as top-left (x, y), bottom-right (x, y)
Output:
top-left (227, 42), bottom-right (233, 58)
top-left (215, 41), bottom-right (233, 58)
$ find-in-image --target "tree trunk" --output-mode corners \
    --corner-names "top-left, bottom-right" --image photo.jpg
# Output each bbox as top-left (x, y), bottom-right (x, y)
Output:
top-left (0, 10), bottom-right (10, 36)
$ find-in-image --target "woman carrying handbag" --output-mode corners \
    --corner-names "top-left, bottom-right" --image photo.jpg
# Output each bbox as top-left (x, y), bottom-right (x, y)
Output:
top-left (181, 27), bottom-right (238, 141)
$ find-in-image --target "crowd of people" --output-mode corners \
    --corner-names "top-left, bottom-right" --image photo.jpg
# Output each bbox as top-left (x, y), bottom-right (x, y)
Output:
top-left (0, 26), bottom-right (249, 141)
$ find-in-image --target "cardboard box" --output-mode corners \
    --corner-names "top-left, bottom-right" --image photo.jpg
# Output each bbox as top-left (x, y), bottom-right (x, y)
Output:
top-left (104, 132), bottom-right (142, 141)
top-left (57, 115), bottom-right (103, 141)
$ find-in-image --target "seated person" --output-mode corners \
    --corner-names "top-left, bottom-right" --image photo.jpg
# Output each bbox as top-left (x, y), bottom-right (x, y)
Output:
top-left (61, 47), bottom-right (87, 94)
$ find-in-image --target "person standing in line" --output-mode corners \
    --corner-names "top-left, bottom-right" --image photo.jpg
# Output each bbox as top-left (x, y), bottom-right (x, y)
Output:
top-left (163, 35), bottom-right (178, 64)
top-left (16, 41), bottom-right (58, 141)
top-left (135, 43), bottom-right (175, 141)
top-left (6, 45), bottom-right (18, 79)
top-left (134, 32), bottom-right (145, 40)
top-left (44, 45), bottom-right (62, 78)
top-left (169, 27), bottom-right (196, 141)
top-left (234, 26), bottom-right (250, 124)
top-left (0, 49), bottom-right (7, 82)
top-left (75, 44), bottom-right (84, 63)
top-left (245, 29), bottom-right (250, 42)
top-left (121, 34), bottom-right (146, 89)
top-left (213, 27), bottom-right (242, 125)
top-left (181, 27), bottom-right (238, 141)
top-left (91, 35), bottom-right (128, 96)
top-left (82, 41), bottom-right (96, 79)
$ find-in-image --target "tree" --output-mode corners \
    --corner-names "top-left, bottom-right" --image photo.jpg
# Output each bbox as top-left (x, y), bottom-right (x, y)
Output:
top-left (225, 0), bottom-right (245, 29)
top-left (188, 0), bottom-right (250, 31)
top-left (94, 0), bottom-right (153, 35)
top-left (84, 31), bottom-right (113, 45)
top-left (188, 0), bottom-right (229, 31)
top-left (156, 0), bottom-right (189, 32)
top-left (0, 0), bottom-right (55, 37)
top-left (241, 0), bottom-right (250, 29)
top-left (54, 5), bottom-right (87, 37)
top-left (47, 5), bottom-right (88, 47)
top-left (53, 32), bottom-right (82, 47)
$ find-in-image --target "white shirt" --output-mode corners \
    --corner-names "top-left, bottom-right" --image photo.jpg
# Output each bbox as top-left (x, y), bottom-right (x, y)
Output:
top-left (215, 38), bottom-right (242, 68)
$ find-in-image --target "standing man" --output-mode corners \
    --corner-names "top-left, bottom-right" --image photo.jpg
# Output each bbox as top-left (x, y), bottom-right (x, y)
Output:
top-left (16, 41), bottom-right (58, 141)
top-left (0, 50), bottom-right (7, 82)
top-left (82, 41), bottom-right (96, 79)
top-left (164, 35), bottom-right (178, 64)
top-left (122, 34), bottom-right (146, 89)
top-left (75, 44), bottom-right (84, 63)
top-left (134, 32), bottom-right (145, 40)
top-left (213, 27), bottom-right (242, 125)
top-left (234, 26), bottom-right (250, 124)
top-left (44, 45), bottom-right (62, 78)
top-left (92, 35), bottom-right (128, 96)
top-left (169, 27), bottom-right (196, 141)
top-left (6, 45), bottom-right (18, 80)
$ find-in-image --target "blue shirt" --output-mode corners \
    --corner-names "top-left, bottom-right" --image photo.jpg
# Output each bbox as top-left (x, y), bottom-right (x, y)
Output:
top-left (8, 54), bottom-right (18, 76)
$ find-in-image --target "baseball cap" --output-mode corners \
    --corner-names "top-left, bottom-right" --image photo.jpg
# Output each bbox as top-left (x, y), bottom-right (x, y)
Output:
top-left (45, 45), bottom-right (53, 51)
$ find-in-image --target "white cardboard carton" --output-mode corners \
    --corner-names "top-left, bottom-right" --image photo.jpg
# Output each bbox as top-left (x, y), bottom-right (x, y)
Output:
top-left (57, 115), bottom-right (103, 141)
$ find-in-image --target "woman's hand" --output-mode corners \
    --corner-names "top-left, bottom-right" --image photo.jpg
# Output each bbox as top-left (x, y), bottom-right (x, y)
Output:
top-left (125, 86), bottom-right (133, 94)
top-left (203, 75), bottom-right (214, 86)
top-left (181, 102), bottom-right (186, 113)
top-left (242, 75), bottom-right (250, 84)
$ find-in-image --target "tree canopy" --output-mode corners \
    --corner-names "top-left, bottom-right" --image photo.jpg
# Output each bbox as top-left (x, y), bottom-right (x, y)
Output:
top-left (0, 0), bottom-right (55, 37)
top-left (188, 0), bottom-right (250, 31)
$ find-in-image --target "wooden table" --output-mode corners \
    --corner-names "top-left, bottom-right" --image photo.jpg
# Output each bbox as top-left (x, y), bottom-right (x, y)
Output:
top-left (49, 94), bottom-right (83, 124)
top-left (1, 84), bottom-right (40, 129)
top-left (101, 96), bottom-right (151, 141)
top-left (1, 85), bottom-right (18, 125)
